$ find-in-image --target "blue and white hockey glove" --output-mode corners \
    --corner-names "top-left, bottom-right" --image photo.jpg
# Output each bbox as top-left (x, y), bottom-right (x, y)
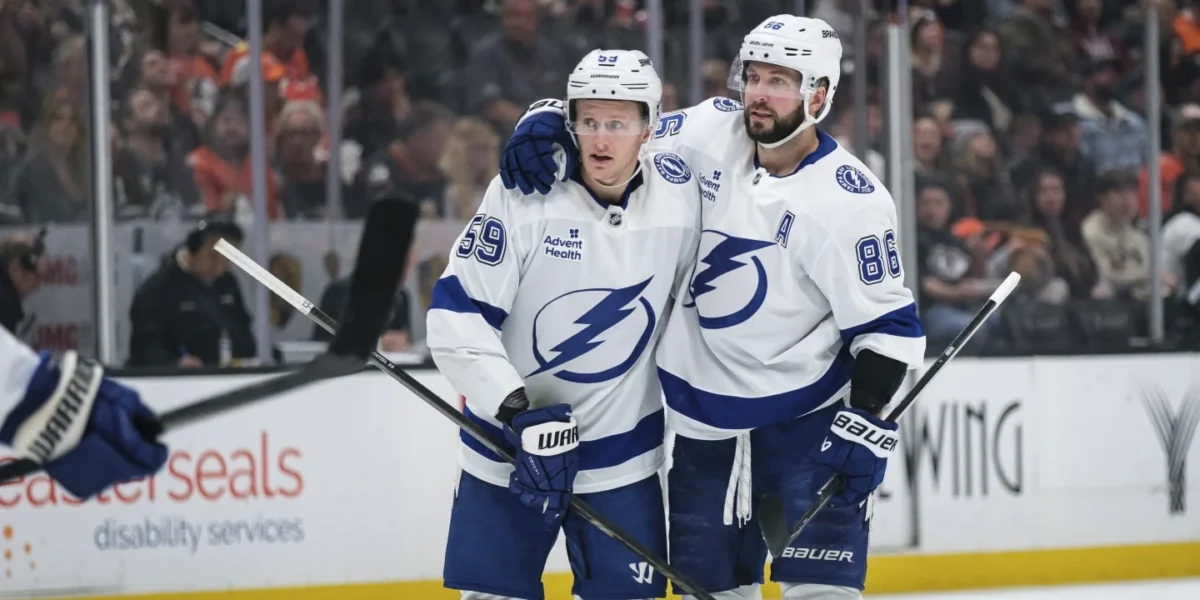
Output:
top-left (0, 351), bottom-right (168, 499)
top-left (499, 99), bottom-right (576, 196)
top-left (809, 407), bottom-right (898, 508)
top-left (499, 391), bottom-right (580, 527)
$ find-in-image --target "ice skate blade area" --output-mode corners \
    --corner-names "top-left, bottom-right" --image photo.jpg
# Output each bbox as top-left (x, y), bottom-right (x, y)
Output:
top-left (878, 578), bottom-right (1200, 599)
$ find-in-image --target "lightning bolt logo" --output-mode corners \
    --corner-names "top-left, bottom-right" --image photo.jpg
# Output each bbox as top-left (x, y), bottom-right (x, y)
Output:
top-left (685, 231), bottom-right (774, 330)
top-left (529, 277), bottom-right (657, 383)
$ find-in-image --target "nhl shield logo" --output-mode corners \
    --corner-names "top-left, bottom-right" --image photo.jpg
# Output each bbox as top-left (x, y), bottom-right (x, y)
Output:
top-left (609, 212), bottom-right (623, 227)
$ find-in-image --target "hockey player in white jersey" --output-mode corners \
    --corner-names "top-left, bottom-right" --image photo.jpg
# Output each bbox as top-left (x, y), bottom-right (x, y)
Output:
top-left (0, 326), bottom-right (168, 498)
top-left (496, 16), bottom-right (926, 600)
top-left (427, 49), bottom-right (700, 600)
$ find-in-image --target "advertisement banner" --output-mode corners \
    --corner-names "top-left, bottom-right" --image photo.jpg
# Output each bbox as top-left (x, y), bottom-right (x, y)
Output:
top-left (901, 358), bottom-right (1033, 553)
top-left (1030, 354), bottom-right (1200, 548)
top-left (0, 371), bottom-right (476, 595)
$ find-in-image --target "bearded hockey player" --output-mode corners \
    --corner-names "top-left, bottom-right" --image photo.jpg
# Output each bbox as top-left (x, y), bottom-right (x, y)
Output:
top-left (427, 49), bottom-right (701, 600)
top-left (495, 16), bottom-right (926, 600)
top-left (0, 326), bottom-right (168, 498)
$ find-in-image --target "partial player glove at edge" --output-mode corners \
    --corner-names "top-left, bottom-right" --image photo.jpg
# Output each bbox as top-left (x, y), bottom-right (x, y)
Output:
top-left (499, 99), bottom-right (577, 195)
top-left (0, 351), bottom-right (168, 499)
top-left (809, 407), bottom-right (898, 508)
top-left (503, 400), bottom-right (580, 527)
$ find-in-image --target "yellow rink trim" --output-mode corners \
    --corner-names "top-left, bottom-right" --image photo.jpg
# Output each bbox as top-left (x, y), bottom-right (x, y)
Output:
top-left (58, 541), bottom-right (1200, 599)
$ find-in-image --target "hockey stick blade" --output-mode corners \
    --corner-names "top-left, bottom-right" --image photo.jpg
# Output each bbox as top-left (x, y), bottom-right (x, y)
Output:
top-left (766, 272), bottom-right (1021, 557)
top-left (220, 244), bottom-right (718, 600)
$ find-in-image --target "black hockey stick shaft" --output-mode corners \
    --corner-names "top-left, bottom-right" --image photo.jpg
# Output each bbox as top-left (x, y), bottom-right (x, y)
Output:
top-left (779, 272), bottom-right (1021, 550)
top-left (218, 245), bottom-right (718, 600)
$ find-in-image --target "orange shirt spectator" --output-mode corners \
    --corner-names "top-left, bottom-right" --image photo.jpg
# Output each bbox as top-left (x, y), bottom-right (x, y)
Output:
top-left (188, 146), bottom-right (281, 220)
top-left (172, 55), bottom-right (220, 124)
top-left (1138, 104), bottom-right (1200, 219)
top-left (220, 42), bottom-right (309, 88)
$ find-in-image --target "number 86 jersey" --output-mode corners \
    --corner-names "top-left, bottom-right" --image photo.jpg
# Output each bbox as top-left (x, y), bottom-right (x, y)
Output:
top-left (651, 98), bottom-right (926, 441)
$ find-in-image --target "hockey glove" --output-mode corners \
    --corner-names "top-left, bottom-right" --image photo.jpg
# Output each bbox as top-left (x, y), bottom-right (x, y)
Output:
top-left (499, 99), bottom-right (576, 195)
top-left (0, 351), bottom-right (168, 499)
top-left (809, 407), bottom-right (898, 508)
top-left (503, 403), bottom-right (580, 527)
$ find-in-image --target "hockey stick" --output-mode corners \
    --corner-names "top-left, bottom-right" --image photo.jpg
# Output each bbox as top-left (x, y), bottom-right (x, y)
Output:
top-left (215, 241), bottom-right (720, 600)
top-left (0, 198), bottom-right (418, 487)
top-left (760, 272), bottom-right (1022, 558)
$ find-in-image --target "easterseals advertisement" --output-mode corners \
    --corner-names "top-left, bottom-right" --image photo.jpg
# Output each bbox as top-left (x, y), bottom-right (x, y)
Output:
top-left (0, 371), bottom-right (462, 595)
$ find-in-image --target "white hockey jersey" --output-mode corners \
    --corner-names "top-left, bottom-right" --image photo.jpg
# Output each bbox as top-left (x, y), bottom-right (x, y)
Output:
top-left (0, 326), bottom-right (40, 422)
top-left (649, 97), bottom-right (927, 441)
top-left (427, 155), bottom-right (701, 493)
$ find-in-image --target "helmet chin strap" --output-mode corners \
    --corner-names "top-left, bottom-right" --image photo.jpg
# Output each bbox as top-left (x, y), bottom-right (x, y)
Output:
top-left (587, 153), bottom-right (645, 191)
top-left (756, 89), bottom-right (817, 150)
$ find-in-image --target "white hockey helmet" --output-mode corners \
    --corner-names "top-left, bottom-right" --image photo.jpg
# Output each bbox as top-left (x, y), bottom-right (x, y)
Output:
top-left (565, 49), bottom-right (663, 138)
top-left (730, 15), bottom-right (844, 147)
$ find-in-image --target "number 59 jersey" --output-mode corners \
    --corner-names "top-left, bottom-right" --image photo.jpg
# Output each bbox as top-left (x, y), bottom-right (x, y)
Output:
top-left (426, 157), bottom-right (701, 494)
top-left (651, 98), bottom-right (927, 441)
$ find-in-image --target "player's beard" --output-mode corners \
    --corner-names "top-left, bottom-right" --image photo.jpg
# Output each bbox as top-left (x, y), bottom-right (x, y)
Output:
top-left (743, 101), bottom-right (807, 145)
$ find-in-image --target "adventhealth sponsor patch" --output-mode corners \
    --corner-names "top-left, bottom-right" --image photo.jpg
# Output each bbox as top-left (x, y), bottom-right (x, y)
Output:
top-left (654, 153), bottom-right (692, 184)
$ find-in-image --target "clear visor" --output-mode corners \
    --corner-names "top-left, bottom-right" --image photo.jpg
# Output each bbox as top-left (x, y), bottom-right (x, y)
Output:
top-left (567, 114), bottom-right (651, 137)
top-left (727, 57), bottom-right (809, 100)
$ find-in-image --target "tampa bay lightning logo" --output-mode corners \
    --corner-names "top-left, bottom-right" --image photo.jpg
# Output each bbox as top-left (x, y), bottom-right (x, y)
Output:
top-left (528, 277), bottom-right (657, 383)
top-left (654, 152), bottom-right (692, 184)
top-left (835, 165), bottom-right (875, 194)
top-left (713, 97), bottom-right (743, 112)
top-left (683, 231), bottom-right (775, 329)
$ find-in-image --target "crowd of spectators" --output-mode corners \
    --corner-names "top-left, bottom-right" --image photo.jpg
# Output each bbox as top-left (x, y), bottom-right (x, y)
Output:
top-left (2, 0), bottom-right (1200, 357)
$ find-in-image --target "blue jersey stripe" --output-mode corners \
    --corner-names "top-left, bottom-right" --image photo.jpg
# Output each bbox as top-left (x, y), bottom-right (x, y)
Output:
top-left (461, 407), bottom-right (665, 471)
top-left (430, 275), bottom-right (509, 331)
top-left (839, 302), bottom-right (923, 344)
top-left (660, 346), bottom-right (854, 431)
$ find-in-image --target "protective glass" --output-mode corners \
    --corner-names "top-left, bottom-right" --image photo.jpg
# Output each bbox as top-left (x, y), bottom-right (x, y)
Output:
top-left (727, 57), bottom-right (809, 100)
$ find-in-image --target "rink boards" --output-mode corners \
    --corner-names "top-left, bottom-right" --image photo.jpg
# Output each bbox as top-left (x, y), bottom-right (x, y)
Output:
top-left (2, 354), bottom-right (1200, 598)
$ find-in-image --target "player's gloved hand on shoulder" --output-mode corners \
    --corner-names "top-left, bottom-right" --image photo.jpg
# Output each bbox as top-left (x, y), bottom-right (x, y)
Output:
top-left (500, 99), bottom-right (577, 196)
top-left (809, 406), bottom-right (898, 508)
top-left (498, 389), bottom-right (580, 527)
top-left (0, 351), bottom-right (168, 499)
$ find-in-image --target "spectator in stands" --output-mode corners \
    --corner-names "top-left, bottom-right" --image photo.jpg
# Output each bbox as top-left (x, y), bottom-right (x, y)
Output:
top-left (188, 91), bottom-right (281, 220)
top-left (1163, 172), bottom-right (1200, 305)
top-left (1006, 112), bottom-right (1042, 168)
top-left (128, 220), bottom-right (257, 368)
top-left (911, 14), bottom-right (953, 109)
top-left (916, 178), bottom-right (999, 345)
top-left (1013, 103), bottom-right (1097, 232)
top-left (0, 231), bottom-right (44, 337)
top-left (5, 95), bottom-right (88, 223)
top-left (1082, 172), bottom-right (1171, 300)
top-left (1027, 166), bottom-right (1106, 300)
top-left (132, 48), bottom-right (201, 155)
top-left (1073, 59), bottom-right (1149, 175)
top-left (1069, 0), bottom-right (1127, 70)
top-left (276, 100), bottom-right (358, 219)
top-left (998, 0), bottom-right (1072, 103)
top-left (950, 28), bottom-right (1022, 136)
top-left (829, 102), bottom-right (886, 177)
top-left (914, 114), bottom-right (951, 179)
top-left (113, 87), bottom-right (202, 220)
top-left (362, 100), bottom-right (455, 218)
top-left (464, 0), bottom-right (574, 135)
top-left (342, 46), bottom-right (409, 177)
top-left (953, 121), bottom-right (1022, 222)
top-left (219, 0), bottom-right (312, 89)
top-left (49, 35), bottom-right (87, 114)
top-left (440, 117), bottom-right (500, 220)
top-left (150, 0), bottom-right (220, 129)
top-left (1140, 103), bottom-right (1200, 219)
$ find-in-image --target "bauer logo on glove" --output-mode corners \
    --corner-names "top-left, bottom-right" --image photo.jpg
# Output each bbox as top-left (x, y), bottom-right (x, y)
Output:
top-left (830, 410), bottom-right (899, 457)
